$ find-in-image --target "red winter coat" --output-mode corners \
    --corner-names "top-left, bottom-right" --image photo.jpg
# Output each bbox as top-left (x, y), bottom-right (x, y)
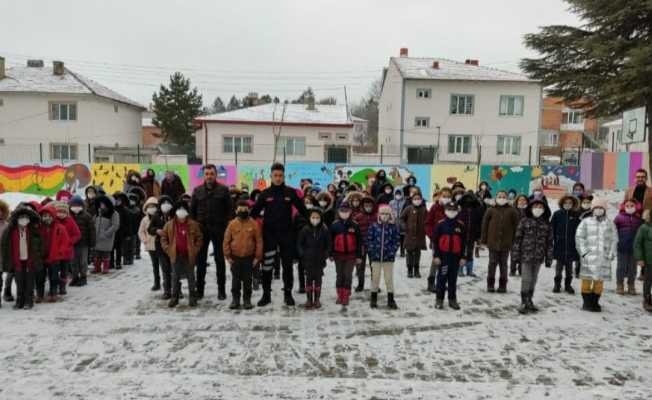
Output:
top-left (58, 215), bottom-right (81, 260)
top-left (39, 208), bottom-right (72, 264)
top-left (425, 203), bottom-right (446, 238)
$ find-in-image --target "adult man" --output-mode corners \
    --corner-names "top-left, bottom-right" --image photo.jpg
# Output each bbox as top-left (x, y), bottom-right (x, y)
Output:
top-left (251, 163), bottom-right (308, 306)
top-left (190, 164), bottom-right (233, 300)
top-left (625, 169), bottom-right (652, 210)
top-left (161, 171), bottom-right (187, 203)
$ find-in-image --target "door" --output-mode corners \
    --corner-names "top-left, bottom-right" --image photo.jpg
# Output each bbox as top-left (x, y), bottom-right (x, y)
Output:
top-left (327, 146), bottom-right (349, 163)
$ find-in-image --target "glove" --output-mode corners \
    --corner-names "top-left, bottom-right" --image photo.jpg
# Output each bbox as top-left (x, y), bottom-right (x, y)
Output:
top-left (545, 262), bottom-right (551, 268)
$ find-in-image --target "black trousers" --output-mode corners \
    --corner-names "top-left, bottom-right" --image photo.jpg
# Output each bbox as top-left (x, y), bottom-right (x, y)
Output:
top-left (304, 261), bottom-right (325, 289)
top-left (407, 249), bottom-right (421, 270)
top-left (149, 250), bottom-right (160, 285)
top-left (262, 230), bottom-right (295, 292)
top-left (196, 228), bottom-right (226, 294)
top-left (231, 256), bottom-right (253, 301)
top-left (488, 250), bottom-right (510, 286)
top-left (15, 267), bottom-right (34, 307)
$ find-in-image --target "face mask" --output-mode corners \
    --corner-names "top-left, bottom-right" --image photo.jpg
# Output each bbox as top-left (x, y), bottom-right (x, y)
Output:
top-left (319, 200), bottom-right (328, 208)
top-left (352, 201), bottom-right (360, 208)
top-left (496, 198), bottom-right (508, 206)
top-left (532, 208), bottom-right (544, 218)
top-left (395, 194), bottom-right (402, 200)
top-left (378, 174), bottom-right (385, 179)
top-left (146, 207), bottom-right (157, 216)
top-left (455, 194), bottom-right (462, 201)
top-left (132, 177), bottom-right (140, 183)
top-left (581, 203), bottom-right (591, 210)
top-left (339, 211), bottom-right (351, 220)
top-left (593, 208), bottom-right (605, 217)
top-left (518, 203), bottom-right (527, 209)
top-left (57, 212), bottom-right (67, 219)
top-left (445, 210), bottom-right (458, 219)
top-left (413, 199), bottom-right (422, 207)
top-left (310, 218), bottom-right (321, 226)
top-left (176, 209), bottom-right (188, 219)
top-left (305, 203), bottom-right (314, 210)
top-left (484, 198), bottom-right (495, 206)
top-left (440, 197), bottom-right (451, 205)
top-left (364, 206), bottom-right (373, 213)
top-left (533, 191), bottom-right (543, 198)
top-left (161, 203), bottom-right (173, 214)
top-left (385, 188), bottom-right (392, 194)
top-left (573, 191), bottom-right (583, 197)
top-left (18, 217), bottom-right (30, 227)
top-left (70, 206), bottom-right (83, 214)
top-left (563, 203), bottom-right (573, 210)
top-left (480, 186), bottom-right (487, 191)
top-left (625, 206), bottom-right (636, 215)
top-left (87, 192), bottom-right (96, 199)
top-left (379, 213), bottom-right (390, 222)
top-left (237, 210), bottom-right (249, 219)
top-left (129, 200), bottom-right (136, 207)
top-left (41, 215), bottom-right (53, 224)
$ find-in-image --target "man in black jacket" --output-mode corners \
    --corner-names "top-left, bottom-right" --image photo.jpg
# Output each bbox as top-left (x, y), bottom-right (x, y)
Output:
top-left (251, 163), bottom-right (308, 306)
top-left (190, 164), bottom-right (233, 300)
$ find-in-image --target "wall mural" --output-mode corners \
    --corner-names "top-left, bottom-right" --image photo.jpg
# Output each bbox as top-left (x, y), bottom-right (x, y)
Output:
top-left (430, 164), bottom-right (478, 195)
top-left (480, 165), bottom-right (533, 195)
top-left (189, 164), bottom-right (237, 191)
top-left (530, 165), bottom-right (580, 198)
top-left (0, 164), bottom-right (67, 196)
top-left (91, 163), bottom-right (140, 194)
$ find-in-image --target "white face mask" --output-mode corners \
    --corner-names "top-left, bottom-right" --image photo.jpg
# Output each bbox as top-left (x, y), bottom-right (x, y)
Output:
top-left (440, 197), bottom-right (451, 205)
top-left (455, 194), bottom-right (463, 201)
top-left (445, 210), bottom-right (458, 219)
top-left (625, 206), bottom-right (636, 215)
top-left (385, 188), bottom-right (392, 194)
top-left (352, 201), bottom-right (360, 208)
top-left (517, 203), bottom-right (527, 209)
top-left (496, 198), bottom-right (508, 206)
top-left (70, 206), bottom-right (83, 214)
top-left (305, 203), bottom-right (314, 210)
top-left (532, 208), bottom-right (545, 218)
top-left (319, 200), bottom-right (328, 208)
top-left (484, 198), bottom-right (495, 206)
top-left (146, 207), bottom-right (157, 216)
top-left (412, 199), bottom-right (422, 207)
top-left (87, 192), bottom-right (96, 199)
top-left (364, 206), bottom-right (373, 213)
top-left (339, 211), bottom-right (351, 220)
top-left (395, 194), bottom-right (402, 200)
top-left (175, 209), bottom-right (188, 219)
top-left (18, 217), bottom-right (30, 227)
top-left (563, 203), bottom-right (573, 210)
top-left (310, 218), bottom-right (321, 226)
top-left (379, 213), bottom-right (391, 222)
top-left (581, 203), bottom-right (591, 210)
top-left (593, 208), bottom-right (605, 217)
top-left (533, 191), bottom-right (543, 197)
top-left (161, 203), bottom-right (173, 214)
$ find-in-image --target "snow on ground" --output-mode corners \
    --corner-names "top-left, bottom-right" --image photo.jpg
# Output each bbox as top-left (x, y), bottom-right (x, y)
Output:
top-left (0, 191), bottom-right (650, 399)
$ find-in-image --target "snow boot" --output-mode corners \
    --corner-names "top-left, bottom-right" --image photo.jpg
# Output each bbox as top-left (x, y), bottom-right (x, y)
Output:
top-left (151, 281), bottom-right (161, 291)
top-left (243, 296), bottom-right (254, 310)
top-left (387, 292), bottom-right (398, 310)
top-left (526, 291), bottom-right (539, 312)
top-left (581, 293), bottom-right (591, 311)
top-left (518, 292), bottom-right (530, 314)
top-left (414, 266), bottom-right (421, 278)
top-left (616, 282), bottom-right (625, 295)
top-left (627, 282), bottom-right (637, 295)
top-left (643, 293), bottom-right (652, 312)
top-left (217, 285), bottom-right (227, 301)
top-left (303, 286), bottom-right (314, 309)
top-left (168, 296), bottom-right (179, 308)
top-left (336, 288), bottom-right (342, 305)
top-left (497, 279), bottom-right (507, 293)
top-left (592, 293), bottom-right (602, 312)
top-left (80, 276), bottom-right (87, 286)
top-left (257, 291), bottom-right (271, 307)
top-left (435, 298), bottom-right (444, 309)
top-left (564, 277), bottom-right (575, 294)
top-left (284, 289), bottom-right (296, 306)
top-left (196, 284), bottom-right (205, 300)
top-left (370, 291), bottom-right (378, 309)
top-left (229, 296), bottom-right (241, 310)
top-left (553, 276), bottom-right (562, 293)
top-left (487, 278), bottom-right (496, 293)
top-left (341, 288), bottom-right (351, 306)
top-left (355, 279), bottom-right (364, 293)
top-left (448, 299), bottom-right (460, 310)
top-left (313, 287), bottom-right (322, 309)
top-left (3, 288), bottom-right (14, 302)
top-left (257, 271), bottom-right (272, 307)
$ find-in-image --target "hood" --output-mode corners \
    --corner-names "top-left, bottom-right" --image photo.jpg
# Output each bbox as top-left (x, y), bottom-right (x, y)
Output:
top-left (361, 195), bottom-right (376, 207)
top-left (127, 192), bottom-right (141, 204)
top-left (377, 205), bottom-right (395, 224)
top-left (39, 205), bottom-right (59, 220)
top-left (619, 200), bottom-right (642, 214)
top-left (126, 170), bottom-right (142, 182)
top-left (478, 181), bottom-right (491, 190)
top-left (459, 192), bottom-right (481, 209)
top-left (9, 206), bottom-right (40, 227)
top-left (23, 201), bottom-right (43, 213)
top-left (375, 169), bottom-right (387, 181)
top-left (406, 175), bottom-right (417, 185)
top-left (307, 207), bottom-right (325, 224)
top-left (158, 195), bottom-right (174, 209)
top-left (316, 192), bottom-right (333, 208)
top-left (525, 199), bottom-right (551, 220)
top-left (380, 182), bottom-right (394, 193)
top-left (558, 194), bottom-right (579, 210)
top-left (0, 199), bottom-right (9, 220)
top-left (127, 186), bottom-right (147, 202)
top-left (84, 185), bottom-right (98, 197)
top-left (113, 191), bottom-right (129, 206)
top-left (50, 201), bottom-right (70, 216)
top-left (97, 195), bottom-right (115, 216)
top-left (142, 196), bottom-right (159, 213)
top-left (345, 191), bottom-right (365, 205)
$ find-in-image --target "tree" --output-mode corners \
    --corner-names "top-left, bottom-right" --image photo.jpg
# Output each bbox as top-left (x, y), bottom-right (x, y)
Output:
top-left (351, 78), bottom-right (381, 150)
top-left (292, 87), bottom-right (315, 104)
top-left (227, 95), bottom-right (241, 111)
top-left (151, 72), bottom-right (203, 146)
top-left (521, 0), bottom-right (652, 170)
top-left (260, 94), bottom-right (273, 104)
top-left (211, 96), bottom-right (226, 114)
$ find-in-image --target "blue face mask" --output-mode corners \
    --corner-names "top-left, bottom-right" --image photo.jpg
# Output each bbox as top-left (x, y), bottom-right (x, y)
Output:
top-left (573, 191), bottom-right (583, 197)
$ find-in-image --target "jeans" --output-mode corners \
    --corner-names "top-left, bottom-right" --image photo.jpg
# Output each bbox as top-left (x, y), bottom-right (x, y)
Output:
top-left (149, 250), bottom-right (160, 286)
top-left (616, 251), bottom-right (637, 285)
top-left (231, 256), bottom-right (253, 301)
top-left (72, 245), bottom-right (89, 279)
top-left (521, 262), bottom-right (542, 293)
top-left (436, 262), bottom-right (459, 300)
top-left (488, 250), bottom-right (509, 287)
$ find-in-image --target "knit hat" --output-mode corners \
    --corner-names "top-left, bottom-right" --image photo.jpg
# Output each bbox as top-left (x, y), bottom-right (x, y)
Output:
top-left (378, 204), bottom-right (392, 215)
top-left (56, 190), bottom-right (72, 202)
top-left (338, 201), bottom-right (351, 210)
top-left (69, 195), bottom-right (84, 207)
top-left (592, 197), bottom-right (609, 210)
top-left (51, 200), bottom-right (70, 216)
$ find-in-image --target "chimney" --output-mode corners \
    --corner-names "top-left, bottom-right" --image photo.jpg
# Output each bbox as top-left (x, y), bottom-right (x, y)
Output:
top-left (0, 57), bottom-right (4, 79)
top-left (465, 59), bottom-right (479, 66)
top-left (53, 61), bottom-right (65, 76)
top-left (432, 61), bottom-right (439, 69)
top-left (399, 47), bottom-right (409, 57)
top-left (245, 92), bottom-right (259, 107)
top-left (27, 59), bottom-right (44, 68)
top-left (305, 95), bottom-right (316, 111)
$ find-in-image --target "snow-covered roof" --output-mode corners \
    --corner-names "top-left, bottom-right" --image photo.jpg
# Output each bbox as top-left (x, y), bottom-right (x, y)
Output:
top-left (197, 103), bottom-right (362, 126)
top-left (0, 65), bottom-right (145, 110)
top-left (391, 57), bottom-right (537, 83)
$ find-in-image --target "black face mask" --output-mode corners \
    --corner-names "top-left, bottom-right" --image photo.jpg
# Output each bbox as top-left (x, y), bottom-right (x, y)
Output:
top-left (237, 211), bottom-right (249, 219)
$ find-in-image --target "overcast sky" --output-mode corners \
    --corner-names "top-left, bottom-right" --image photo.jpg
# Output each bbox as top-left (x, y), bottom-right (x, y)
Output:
top-left (1, 0), bottom-right (579, 108)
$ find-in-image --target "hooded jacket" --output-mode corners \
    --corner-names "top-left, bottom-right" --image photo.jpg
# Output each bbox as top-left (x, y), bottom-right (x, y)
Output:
top-left (84, 186), bottom-right (99, 216)
top-left (425, 202), bottom-right (447, 238)
top-left (613, 201), bottom-right (643, 253)
top-left (353, 196), bottom-right (376, 242)
top-left (1, 207), bottom-right (44, 273)
top-left (458, 193), bottom-right (483, 258)
top-left (551, 195), bottom-right (581, 263)
top-left (141, 169), bottom-right (161, 199)
top-left (511, 200), bottom-right (554, 266)
top-left (148, 195), bottom-right (175, 253)
top-left (400, 200), bottom-right (428, 251)
top-left (366, 212), bottom-right (400, 262)
top-left (123, 170), bottom-right (144, 195)
top-left (480, 202), bottom-right (521, 251)
top-left (161, 173), bottom-right (186, 202)
top-left (431, 215), bottom-right (467, 266)
top-left (330, 216), bottom-right (362, 261)
top-left (316, 192), bottom-right (335, 227)
top-left (576, 211), bottom-right (618, 281)
top-left (370, 170), bottom-right (389, 198)
top-left (70, 200), bottom-right (96, 249)
top-left (375, 182), bottom-right (395, 206)
top-left (138, 197), bottom-right (159, 252)
top-left (296, 209), bottom-right (332, 267)
top-left (633, 211), bottom-right (652, 273)
top-left (39, 206), bottom-right (72, 264)
top-left (94, 195), bottom-right (121, 252)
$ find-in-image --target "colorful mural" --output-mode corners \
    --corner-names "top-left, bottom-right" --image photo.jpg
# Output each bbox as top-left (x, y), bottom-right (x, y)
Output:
top-left (188, 164), bottom-right (237, 191)
top-left (91, 163), bottom-right (140, 194)
top-left (0, 164), bottom-right (67, 196)
top-left (480, 165), bottom-right (533, 195)
top-left (333, 165), bottom-right (415, 189)
top-left (430, 164), bottom-right (478, 194)
top-left (530, 165), bottom-right (580, 198)
top-left (285, 163), bottom-right (335, 190)
top-left (238, 165), bottom-right (270, 191)
top-left (141, 164), bottom-right (191, 192)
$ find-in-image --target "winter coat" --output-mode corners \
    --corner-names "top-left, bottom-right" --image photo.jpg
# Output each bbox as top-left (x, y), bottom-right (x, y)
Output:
top-left (141, 176), bottom-right (161, 199)
top-left (458, 197), bottom-right (483, 260)
top-left (223, 217), bottom-right (263, 260)
top-left (425, 203), bottom-right (446, 238)
top-left (0, 200), bottom-right (9, 268)
top-left (297, 223), bottom-right (332, 267)
top-left (161, 175), bottom-right (186, 202)
top-left (353, 197), bottom-right (377, 244)
top-left (316, 192), bottom-right (335, 227)
top-left (431, 217), bottom-right (467, 267)
top-left (148, 196), bottom-right (175, 254)
top-left (94, 196), bottom-right (121, 252)
top-left (625, 185), bottom-right (652, 211)
top-left (123, 170), bottom-right (143, 195)
top-left (613, 204), bottom-right (643, 254)
top-left (366, 216), bottom-right (401, 263)
top-left (389, 197), bottom-right (406, 231)
top-left (371, 172), bottom-right (389, 198)
top-left (1, 208), bottom-right (44, 273)
top-left (84, 186), bottom-right (99, 217)
top-left (330, 218), bottom-right (362, 261)
top-left (400, 203), bottom-right (427, 251)
top-left (634, 221), bottom-right (652, 276)
top-left (190, 181), bottom-right (233, 233)
top-left (59, 215), bottom-right (81, 260)
top-left (72, 209), bottom-right (96, 249)
top-left (160, 217), bottom-right (203, 266)
top-left (137, 197), bottom-right (158, 252)
top-left (511, 204), bottom-right (554, 267)
top-left (39, 208), bottom-right (72, 264)
top-left (251, 183), bottom-right (306, 235)
top-left (480, 205), bottom-right (521, 251)
top-left (576, 215), bottom-right (618, 281)
top-left (551, 196), bottom-right (581, 264)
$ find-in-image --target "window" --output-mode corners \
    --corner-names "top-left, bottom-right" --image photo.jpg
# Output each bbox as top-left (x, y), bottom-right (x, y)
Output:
top-left (114, 104), bottom-right (119, 113)
top-left (0, 98), bottom-right (4, 106)
top-left (336, 133), bottom-right (348, 141)
top-left (407, 147), bottom-right (436, 164)
top-left (417, 88), bottom-right (431, 99)
top-left (49, 102), bottom-right (77, 121)
top-left (319, 132), bottom-right (332, 140)
top-left (562, 111), bottom-right (583, 124)
top-left (276, 137), bottom-right (306, 156)
top-left (496, 135), bottom-right (521, 155)
top-left (415, 117), bottom-right (430, 128)
top-left (499, 95), bottom-right (524, 116)
top-left (450, 95), bottom-right (474, 115)
top-left (448, 135), bottom-right (471, 154)
top-left (50, 143), bottom-right (78, 160)
top-left (223, 136), bottom-right (252, 153)
top-left (547, 132), bottom-right (559, 147)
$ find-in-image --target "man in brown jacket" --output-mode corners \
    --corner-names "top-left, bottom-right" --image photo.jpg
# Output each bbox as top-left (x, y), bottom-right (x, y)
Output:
top-left (160, 201), bottom-right (203, 308)
top-left (481, 190), bottom-right (520, 293)
top-left (625, 169), bottom-right (652, 211)
top-left (223, 201), bottom-right (263, 310)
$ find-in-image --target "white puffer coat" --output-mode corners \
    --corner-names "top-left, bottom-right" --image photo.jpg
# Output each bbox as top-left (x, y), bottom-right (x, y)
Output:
top-left (575, 215), bottom-right (618, 281)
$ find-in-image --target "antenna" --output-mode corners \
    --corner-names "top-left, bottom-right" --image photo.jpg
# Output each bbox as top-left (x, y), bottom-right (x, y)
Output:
top-left (272, 102), bottom-right (287, 162)
top-left (344, 86), bottom-right (350, 120)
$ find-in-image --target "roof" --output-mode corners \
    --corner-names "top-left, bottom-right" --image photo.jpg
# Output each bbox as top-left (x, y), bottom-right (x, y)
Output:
top-left (142, 117), bottom-right (154, 127)
top-left (197, 103), bottom-right (363, 127)
top-left (391, 57), bottom-right (537, 83)
top-left (0, 65), bottom-right (146, 110)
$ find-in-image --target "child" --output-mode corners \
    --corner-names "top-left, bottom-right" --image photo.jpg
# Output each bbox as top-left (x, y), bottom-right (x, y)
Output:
top-left (37, 206), bottom-right (71, 302)
top-left (633, 209), bottom-right (652, 312)
top-left (1, 207), bottom-right (43, 309)
top-left (575, 198), bottom-right (618, 312)
top-left (376, 182), bottom-right (395, 205)
top-left (294, 195), bottom-right (315, 294)
top-left (400, 192), bottom-right (427, 278)
top-left (353, 195), bottom-right (376, 292)
top-left (389, 189), bottom-right (406, 257)
top-left (112, 192), bottom-right (132, 269)
top-left (160, 202), bottom-right (203, 308)
top-left (69, 196), bottom-right (95, 287)
top-left (317, 192), bottom-right (335, 227)
top-left (296, 208), bottom-right (331, 309)
top-left (84, 186), bottom-right (99, 217)
top-left (94, 195), bottom-right (120, 275)
top-left (52, 201), bottom-right (81, 295)
top-left (576, 193), bottom-right (594, 278)
top-left (223, 201), bottom-right (263, 310)
top-left (367, 205), bottom-right (401, 309)
top-left (330, 202), bottom-right (362, 306)
top-left (480, 190), bottom-right (520, 293)
top-left (0, 200), bottom-right (10, 305)
top-left (511, 200), bottom-right (554, 314)
top-left (127, 192), bottom-right (143, 263)
top-left (148, 195), bottom-right (175, 298)
top-left (425, 188), bottom-right (452, 239)
top-left (138, 197), bottom-right (160, 290)
top-left (614, 199), bottom-right (643, 295)
top-left (458, 192), bottom-right (482, 277)
top-left (510, 194), bottom-right (530, 276)
top-left (551, 194), bottom-right (581, 294)
top-left (431, 203), bottom-right (466, 310)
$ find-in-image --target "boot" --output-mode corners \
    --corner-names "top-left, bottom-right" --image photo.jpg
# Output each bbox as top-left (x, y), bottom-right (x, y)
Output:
top-left (313, 287), bottom-right (322, 309)
top-left (435, 298), bottom-right (444, 309)
top-left (627, 282), bottom-right (637, 295)
top-left (69, 277), bottom-right (80, 287)
top-left (304, 286), bottom-right (314, 309)
top-left (581, 293), bottom-right (591, 311)
top-left (643, 294), bottom-right (652, 312)
top-left (526, 291), bottom-right (539, 312)
top-left (284, 289), bottom-right (295, 306)
top-left (3, 287), bottom-right (14, 302)
top-left (102, 258), bottom-right (110, 274)
top-left (196, 284), bottom-right (205, 300)
top-left (189, 291), bottom-right (198, 307)
top-left (93, 259), bottom-right (102, 274)
top-left (518, 292), bottom-right (530, 314)
top-left (336, 288), bottom-right (342, 305)
top-left (427, 276), bottom-right (436, 293)
top-left (414, 266), bottom-right (421, 278)
top-left (564, 277), bottom-right (575, 294)
top-left (168, 295), bottom-right (179, 308)
top-left (80, 276), bottom-right (87, 286)
top-left (341, 288), bottom-right (350, 306)
top-left (243, 294), bottom-right (254, 310)
top-left (370, 291), bottom-right (378, 309)
top-left (553, 276), bottom-right (562, 293)
top-left (162, 291), bottom-right (172, 300)
top-left (229, 296), bottom-right (241, 310)
top-left (151, 281), bottom-right (161, 291)
top-left (298, 282), bottom-right (306, 294)
top-left (616, 282), bottom-right (625, 295)
top-left (257, 271), bottom-right (272, 306)
top-left (407, 265), bottom-right (414, 278)
top-left (387, 292), bottom-right (398, 310)
top-left (592, 293), bottom-right (602, 312)
top-left (217, 286), bottom-right (227, 301)
top-left (497, 279), bottom-right (507, 293)
top-left (355, 278), bottom-right (364, 293)
top-left (487, 278), bottom-right (496, 293)
top-left (448, 299), bottom-right (460, 310)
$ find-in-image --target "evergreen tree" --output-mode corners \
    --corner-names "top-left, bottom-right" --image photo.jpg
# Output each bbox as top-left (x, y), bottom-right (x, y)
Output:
top-left (227, 95), bottom-right (241, 111)
top-left (260, 94), bottom-right (273, 104)
top-left (211, 96), bottom-right (226, 114)
top-left (292, 87), bottom-right (315, 104)
top-left (521, 0), bottom-right (652, 167)
top-left (151, 72), bottom-right (203, 146)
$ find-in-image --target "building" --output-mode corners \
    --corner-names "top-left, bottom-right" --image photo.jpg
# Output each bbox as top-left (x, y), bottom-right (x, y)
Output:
top-left (378, 48), bottom-right (542, 165)
top-left (142, 110), bottom-right (163, 146)
top-left (194, 100), bottom-right (366, 165)
top-left (0, 57), bottom-right (145, 163)
top-left (602, 107), bottom-right (649, 153)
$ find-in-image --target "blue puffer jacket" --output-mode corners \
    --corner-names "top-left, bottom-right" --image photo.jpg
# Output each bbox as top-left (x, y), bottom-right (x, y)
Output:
top-left (366, 217), bottom-right (400, 263)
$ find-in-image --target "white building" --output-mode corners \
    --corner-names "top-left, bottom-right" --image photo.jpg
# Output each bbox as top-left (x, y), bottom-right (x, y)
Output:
top-left (0, 57), bottom-right (145, 163)
top-left (379, 48), bottom-right (542, 165)
top-left (195, 101), bottom-right (366, 165)
top-left (602, 107), bottom-right (649, 153)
